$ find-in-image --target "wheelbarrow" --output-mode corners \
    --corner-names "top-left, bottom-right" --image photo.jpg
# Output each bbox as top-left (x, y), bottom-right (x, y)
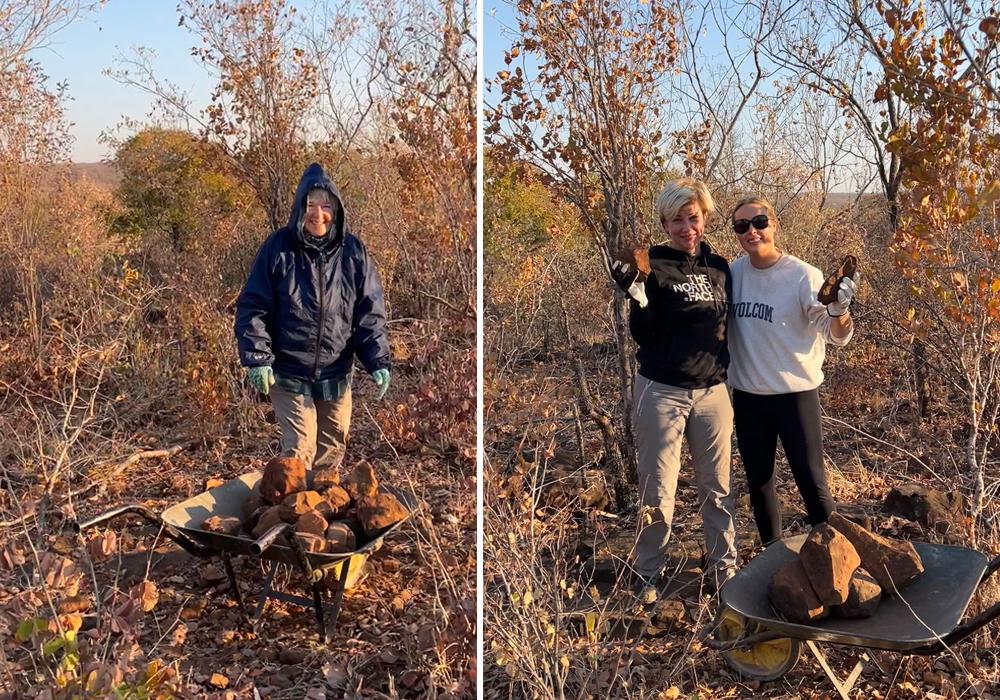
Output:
top-left (706, 534), bottom-right (1000, 699)
top-left (73, 470), bottom-right (415, 642)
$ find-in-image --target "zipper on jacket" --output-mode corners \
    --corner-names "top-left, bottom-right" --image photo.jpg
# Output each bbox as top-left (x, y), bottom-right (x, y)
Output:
top-left (312, 255), bottom-right (326, 379)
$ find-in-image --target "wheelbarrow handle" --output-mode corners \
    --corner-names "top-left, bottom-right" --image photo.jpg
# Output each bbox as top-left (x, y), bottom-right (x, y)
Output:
top-left (73, 504), bottom-right (162, 533)
top-left (984, 553), bottom-right (1000, 581)
top-left (704, 629), bottom-right (788, 652)
top-left (71, 504), bottom-right (216, 558)
top-left (250, 523), bottom-right (291, 556)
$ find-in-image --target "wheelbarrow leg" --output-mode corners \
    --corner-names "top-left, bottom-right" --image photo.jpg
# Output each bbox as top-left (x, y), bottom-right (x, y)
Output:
top-left (805, 640), bottom-right (868, 700)
top-left (222, 552), bottom-right (250, 623)
top-left (326, 558), bottom-right (352, 638)
top-left (311, 582), bottom-right (327, 644)
top-left (253, 560), bottom-right (279, 627)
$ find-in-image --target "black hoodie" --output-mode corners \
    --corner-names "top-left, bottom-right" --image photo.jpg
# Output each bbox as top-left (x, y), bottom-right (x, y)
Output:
top-left (629, 241), bottom-right (731, 389)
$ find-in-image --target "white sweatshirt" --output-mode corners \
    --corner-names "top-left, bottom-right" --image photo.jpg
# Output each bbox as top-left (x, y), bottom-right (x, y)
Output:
top-left (728, 254), bottom-right (853, 395)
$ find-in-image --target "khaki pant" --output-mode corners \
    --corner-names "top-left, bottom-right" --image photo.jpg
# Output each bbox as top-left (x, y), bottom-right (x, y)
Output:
top-left (632, 376), bottom-right (737, 581)
top-left (270, 384), bottom-right (352, 469)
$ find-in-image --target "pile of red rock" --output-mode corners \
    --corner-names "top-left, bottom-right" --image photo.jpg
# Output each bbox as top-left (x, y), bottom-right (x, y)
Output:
top-left (201, 456), bottom-right (409, 554)
top-left (768, 512), bottom-right (925, 624)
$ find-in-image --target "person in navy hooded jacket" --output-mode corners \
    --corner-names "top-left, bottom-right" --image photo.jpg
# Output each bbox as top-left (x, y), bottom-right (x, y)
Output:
top-left (235, 163), bottom-right (391, 470)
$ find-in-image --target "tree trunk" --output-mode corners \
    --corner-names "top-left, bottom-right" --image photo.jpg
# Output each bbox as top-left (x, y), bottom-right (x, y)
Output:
top-left (611, 296), bottom-right (637, 485)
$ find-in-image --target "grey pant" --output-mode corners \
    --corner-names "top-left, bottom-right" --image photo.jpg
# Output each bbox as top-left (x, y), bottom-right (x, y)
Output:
top-left (270, 385), bottom-right (352, 469)
top-left (632, 375), bottom-right (737, 580)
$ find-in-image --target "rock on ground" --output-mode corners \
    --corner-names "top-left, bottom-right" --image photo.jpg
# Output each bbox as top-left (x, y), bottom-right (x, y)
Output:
top-left (883, 483), bottom-right (965, 534)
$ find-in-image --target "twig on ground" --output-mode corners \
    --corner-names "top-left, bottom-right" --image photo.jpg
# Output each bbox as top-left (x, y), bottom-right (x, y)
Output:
top-left (95, 445), bottom-right (184, 497)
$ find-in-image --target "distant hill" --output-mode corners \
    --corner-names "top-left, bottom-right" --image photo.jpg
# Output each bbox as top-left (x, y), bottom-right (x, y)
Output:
top-left (66, 162), bottom-right (120, 191)
top-left (825, 192), bottom-right (887, 208)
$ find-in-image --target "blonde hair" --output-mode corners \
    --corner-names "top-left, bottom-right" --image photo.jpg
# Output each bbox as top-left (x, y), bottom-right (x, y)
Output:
top-left (731, 196), bottom-right (777, 229)
top-left (656, 178), bottom-right (716, 227)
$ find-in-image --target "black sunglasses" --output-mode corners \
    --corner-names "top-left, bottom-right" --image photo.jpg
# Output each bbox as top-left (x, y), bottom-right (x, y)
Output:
top-left (733, 215), bottom-right (769, 235)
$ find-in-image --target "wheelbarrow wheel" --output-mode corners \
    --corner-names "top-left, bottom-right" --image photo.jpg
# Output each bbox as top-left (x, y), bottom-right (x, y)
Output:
top-left (714, 607), bottom-right (800, 682)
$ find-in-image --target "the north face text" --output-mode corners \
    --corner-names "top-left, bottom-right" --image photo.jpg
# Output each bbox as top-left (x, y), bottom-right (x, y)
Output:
top-left (672, 274), bottom-right (715, 302)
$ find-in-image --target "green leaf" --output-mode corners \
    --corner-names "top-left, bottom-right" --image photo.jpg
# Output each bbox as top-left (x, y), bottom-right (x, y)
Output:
top-left (42, 635), bottom-right (65, 657)
top-left (14, 617), bottom-right (48, 643)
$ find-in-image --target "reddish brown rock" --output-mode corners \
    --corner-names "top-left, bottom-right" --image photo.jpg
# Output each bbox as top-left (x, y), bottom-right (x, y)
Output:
top-left (357, 492), bottom-right (409, 536)
top-left (312, 467), bottom-right (341, 491)
top-left (325, 522), bottom-right (357, 553)
top-left (322, 485), bottom-right (352, 517)
top-left (832, 568), bottom-right (882, 619)
top-left (202, 516), bottom-right (242, 536)
top-left (242, 493), bottom-right (264, 521)
top-left (280, 491), bottom-right (329, 522)
top-left (259, 456), bottom-right (307, 505)
top-left (293, 532), bottom-right (327, 554)
top-left (829, 512), bottom-right (924, 594)
top-left (615, 246), bottom-right (651, 283)
top-left (295, 510), bottom-right (328, 538)
top-left (768, 558), bottom-right (828, 624)
top-left (251, 506), bottom-right (285, 538)
top-left (884, 484), bottom-right (965, 534)
top-left (800, 523), bottom-right (861, 606)
top-left (343, 460), bottom-right (378, 502)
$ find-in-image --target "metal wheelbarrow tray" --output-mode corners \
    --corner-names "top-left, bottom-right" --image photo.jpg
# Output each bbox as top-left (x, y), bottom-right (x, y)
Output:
top-left (708, 533), bottom-right (1000, 697)
top-left (74, 470), bottom-right (416, 642)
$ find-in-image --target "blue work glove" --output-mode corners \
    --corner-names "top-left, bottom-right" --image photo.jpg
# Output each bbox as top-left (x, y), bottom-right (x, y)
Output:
top-left (247, 366), bottom-right (275, 395)
top-left (371, 368), bottom-right (390, 400)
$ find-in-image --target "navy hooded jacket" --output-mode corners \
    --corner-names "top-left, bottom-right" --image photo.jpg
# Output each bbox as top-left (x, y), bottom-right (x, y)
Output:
top-left (234, 163), bottom-right (391, 382)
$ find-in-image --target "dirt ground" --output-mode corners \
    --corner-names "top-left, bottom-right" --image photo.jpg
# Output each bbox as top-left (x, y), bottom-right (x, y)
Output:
top-left (484, 348), bottom-right (1000, 699)
top-left (1, 409), bottom-right (476, 699)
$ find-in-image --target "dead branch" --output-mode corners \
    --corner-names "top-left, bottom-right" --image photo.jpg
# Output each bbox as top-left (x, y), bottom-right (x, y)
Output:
top-left (95, 445), bottom-right (184, 497)
top-left (573, 359), bottom-right (627, 510)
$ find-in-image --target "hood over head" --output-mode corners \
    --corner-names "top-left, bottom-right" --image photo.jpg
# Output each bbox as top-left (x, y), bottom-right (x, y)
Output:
top-left (288, 163), bottom-right (347, 251)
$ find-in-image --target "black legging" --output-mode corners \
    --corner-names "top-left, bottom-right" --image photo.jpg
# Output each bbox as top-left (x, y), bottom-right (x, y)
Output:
top-left (733, 388), bottom-right (834, 544)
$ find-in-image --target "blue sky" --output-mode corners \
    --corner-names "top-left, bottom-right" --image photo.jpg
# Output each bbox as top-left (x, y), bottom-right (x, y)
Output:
top-left (30, 1), bottom-right (213, 162)
top-left (483, 2), bottom-right (516, 91)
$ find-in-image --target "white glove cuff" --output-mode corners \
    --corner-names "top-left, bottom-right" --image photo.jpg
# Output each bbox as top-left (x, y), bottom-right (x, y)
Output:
top-left (628, 281), bottom-right (649, 308)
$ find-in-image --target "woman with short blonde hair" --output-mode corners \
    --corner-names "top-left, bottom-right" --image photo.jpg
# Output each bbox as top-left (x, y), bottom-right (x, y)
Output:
top-left (610, 178), bottom-right (737, 603)
top-left (655, 178), bottom-right (717, 227)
